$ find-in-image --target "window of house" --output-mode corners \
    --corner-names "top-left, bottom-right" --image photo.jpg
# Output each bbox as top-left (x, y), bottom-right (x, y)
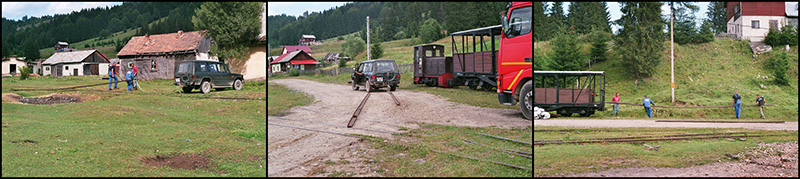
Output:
top-left (752, 20), bottom-right (760, 29)
top-left (45, 67), bottom-right (49, 71)
top-left (65, 66), bottom-right (69, 70)
top-left (150, 59), bottom-right (157, 71)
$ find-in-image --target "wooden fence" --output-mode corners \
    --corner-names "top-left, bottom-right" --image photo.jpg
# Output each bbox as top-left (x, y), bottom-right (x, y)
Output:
top-left (298, 63), bottom-right (413, 76)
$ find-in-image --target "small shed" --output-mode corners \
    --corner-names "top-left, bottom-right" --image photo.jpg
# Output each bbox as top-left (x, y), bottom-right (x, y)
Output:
top-left (54, 42), bottom-right (70, 52)
top-left (270, 50), bottom-right (319, 72)
top-left (2, 56), bottom-right (27, 76)
top-left (42, 49), bottom-right (110, 77)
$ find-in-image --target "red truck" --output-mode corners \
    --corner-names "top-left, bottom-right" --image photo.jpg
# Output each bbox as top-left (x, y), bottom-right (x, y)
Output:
top-left (497, 2), bottom-right (532, 119)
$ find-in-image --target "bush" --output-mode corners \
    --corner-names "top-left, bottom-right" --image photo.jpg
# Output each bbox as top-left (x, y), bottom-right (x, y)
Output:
top-left (342, 37), bottom-right (366, 58)
top-left (765, 51), bottom-right (789, 85)
top-left (370, 43), bottom-right (383, 59)
top-left (765, 25), bottom-right (798, 46)
top-left (337, 36), bottom-right (344, 41)
top-left (338, 58), bottom-right (347, 68)
top-left (18, 65), bottom-right (32, 80)
top-left (420, 18), bottom-right (443, 43)
top-left (289, 68), bottom-right (299, 76)
top-left (394, 31), bottom-right (407, 39)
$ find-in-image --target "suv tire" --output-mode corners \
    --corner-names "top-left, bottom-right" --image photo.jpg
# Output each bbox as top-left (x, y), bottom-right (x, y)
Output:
top-left (366, 80), bottom-right (372, 93)
top-left (182, 87), bottom-right (193, 93)
top-left (233, 79), bottom-right (243, 90)
top-left (201, 80), bottom-right (211, 94)
top-left (390, 85), bottom-right (396, 91)
top-left (352, 80), bottom-right (359, 91)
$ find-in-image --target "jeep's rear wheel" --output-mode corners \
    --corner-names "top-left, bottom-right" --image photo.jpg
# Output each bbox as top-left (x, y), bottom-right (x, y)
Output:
top-left (233, 79), bottom-right (243, 90)
top-left (366, 80), bottom-right (372, 92)
top-left (201, 81), bottom-right (211, 94)
top-left (182, 87), bottom-right (193, 93)
top-left (390, 85), bottom-right (396, 91)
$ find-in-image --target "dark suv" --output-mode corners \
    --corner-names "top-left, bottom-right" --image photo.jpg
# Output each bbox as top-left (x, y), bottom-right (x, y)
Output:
top-left (349, 59), bottom-right (401, 92)
top-left (174, 60), bottom-right (244, 94)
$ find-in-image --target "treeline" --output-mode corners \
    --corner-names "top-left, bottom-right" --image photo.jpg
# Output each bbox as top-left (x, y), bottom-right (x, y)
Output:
top-left (269, 2), bottom-right (508, 47)
top-left (1, 2), bottom-right (198, 58)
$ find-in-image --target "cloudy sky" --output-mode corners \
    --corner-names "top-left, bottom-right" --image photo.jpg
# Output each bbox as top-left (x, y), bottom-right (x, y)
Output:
top-left (2, 2), bottom-right (122, 20)
top-left (268, 2), bottom-right (349, 17)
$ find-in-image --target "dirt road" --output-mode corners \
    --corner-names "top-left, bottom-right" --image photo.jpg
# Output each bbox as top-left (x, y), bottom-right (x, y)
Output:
top-left (534, 119), bottom-right (798, 131)
top-left (268, 79), bottom-right (531, 177)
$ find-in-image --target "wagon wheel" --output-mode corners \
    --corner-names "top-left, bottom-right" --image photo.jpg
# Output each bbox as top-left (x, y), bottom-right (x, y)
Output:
top-left (467, 80), bottom-right (478, 90)
top-left (481, 82), bottom-right (494, 91)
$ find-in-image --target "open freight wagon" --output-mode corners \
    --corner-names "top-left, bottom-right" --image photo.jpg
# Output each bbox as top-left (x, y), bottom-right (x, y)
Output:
top-left (534, 71), bottom-right (605, 117)
top-left (449, 25), bottom-right (502, 91)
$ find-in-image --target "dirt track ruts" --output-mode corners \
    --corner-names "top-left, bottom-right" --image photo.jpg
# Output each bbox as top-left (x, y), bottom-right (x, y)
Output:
top-left (268, 78), bottom-right (531, 177)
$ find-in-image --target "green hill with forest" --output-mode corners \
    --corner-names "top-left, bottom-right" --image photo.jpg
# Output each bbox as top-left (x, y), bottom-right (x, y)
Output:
top-left (535, 38), bottom-right (799, 121)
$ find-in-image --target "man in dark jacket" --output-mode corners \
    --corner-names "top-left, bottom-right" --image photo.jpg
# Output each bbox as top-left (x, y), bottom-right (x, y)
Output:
top-left (755, 94), bottom-right (766, 119)
top-left (108, 62), bottom-right (119, 90)
top-left (732, 90), bottom-right (742, 118)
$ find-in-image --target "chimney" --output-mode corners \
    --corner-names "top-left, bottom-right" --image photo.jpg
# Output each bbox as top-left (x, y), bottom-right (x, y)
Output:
top-left (177, 30), bottom-right (183, 38)
top-left (144, 34), bottom-right (150, 46)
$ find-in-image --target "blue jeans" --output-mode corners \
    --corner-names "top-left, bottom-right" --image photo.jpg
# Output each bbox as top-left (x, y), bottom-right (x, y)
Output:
top-left (645, 107), bottom-right (652, 118)
top-left (734, 102), bottom-right (741, 118)
top-left (127, 78), bottom-right (133, 91)
top-left (109, 74), bottom-right (118, 89)
top-left (610, 104), bottom-right (620, 116)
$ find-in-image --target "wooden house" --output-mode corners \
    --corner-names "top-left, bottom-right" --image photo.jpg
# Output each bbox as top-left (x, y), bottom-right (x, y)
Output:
top-left (270, 50), bottom-right (319, 72)
top-left (726, 2), bottom-right (799, 41)
top-left (299, 34), bottom-right (316, 45)
top-left (281, 45), bottom-right (313, 54)
top-left (116, 30), bottom-right (217, 80)
top-left (42, 49), bottom-right (110, 77)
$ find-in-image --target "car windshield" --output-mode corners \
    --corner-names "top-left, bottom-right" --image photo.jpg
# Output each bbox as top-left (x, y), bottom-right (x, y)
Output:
top-left (375, 61), bottom-right (396, 72)
top-left (178, 63), bottom-right (191, 73)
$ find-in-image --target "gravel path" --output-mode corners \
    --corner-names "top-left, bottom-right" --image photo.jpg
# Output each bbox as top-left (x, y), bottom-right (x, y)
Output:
top-left (534, 119), bottom-right (798, 131)
top-left (268, 78), bottom-right (531, 177)
top-left (562, 141), bottom-right (798, 177)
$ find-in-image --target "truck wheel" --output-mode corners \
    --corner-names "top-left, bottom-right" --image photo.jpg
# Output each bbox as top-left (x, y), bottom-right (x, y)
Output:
top-left (352, 81), bottom-right (360, 91)
top-left (520, 80), bottom-right (532, 120)
top-left (201, 80), bottom-right (211, 94)
top-left (233, 79), bottom-right (243, 90)
top-left (182, 87), bottom-right (193, 93)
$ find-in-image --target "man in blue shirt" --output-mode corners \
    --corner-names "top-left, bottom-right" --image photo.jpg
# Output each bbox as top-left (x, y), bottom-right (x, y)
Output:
top-left (643, 95), bottom-right (655, 118)
top-left (732, 90), bottom-right (742, 118)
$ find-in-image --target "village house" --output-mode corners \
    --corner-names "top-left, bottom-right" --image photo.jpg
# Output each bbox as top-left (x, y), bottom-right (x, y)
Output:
top-left (42, 49), bottom-right (110, 77)
top-left (116, 30), bottom-right (217, 80)
top-left (28, 58), bottom-right (45, 75)
top-left (299, 34), bottom-right (316, 45)
top-left (322, 52), bottom-right (350, 64)
top-left (726, 2), bottom-right (799, 42)
top-left (2, 56), bottom-right (27, 76)
top-left (54, 42), bottom-right (76, 52)
top-left (281, 45), bottom-right (313, 55)
top-left (270, 50), bottom-right (319, 73)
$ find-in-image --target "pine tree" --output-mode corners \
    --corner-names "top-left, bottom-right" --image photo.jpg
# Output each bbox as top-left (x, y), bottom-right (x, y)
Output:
top-left (549, 2), bottom-right (567, 31)
top-left (567, 2), bottom-right (611, 35)
top-left (533, 2), bottom-right (547, 42)
top-left (706, 2), bottom-right (726, 34)
top-left (616, 2), bottom-right (665, 77)
top-left (550, 26), bottom-right (586, 71)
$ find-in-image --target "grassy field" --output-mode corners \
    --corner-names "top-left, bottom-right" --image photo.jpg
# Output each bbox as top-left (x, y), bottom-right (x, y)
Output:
top-left (2, 75), bottom-right (265, 177)
top-left (266, 79), bottom-right (314, 116)
top-left (363, 123), bottom-right (531, 177)
top-left (533, 126), bottom-right (798, 176)
top-left (537, 38), bottom-right (799, 121)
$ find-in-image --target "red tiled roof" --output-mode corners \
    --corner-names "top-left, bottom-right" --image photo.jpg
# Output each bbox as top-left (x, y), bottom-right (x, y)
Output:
top-left (290, 60), bottom-right (319, 65)
top-left (117, 30), bottom-right (208, 56)
top-left (283, 46), bottom-right (312, 53)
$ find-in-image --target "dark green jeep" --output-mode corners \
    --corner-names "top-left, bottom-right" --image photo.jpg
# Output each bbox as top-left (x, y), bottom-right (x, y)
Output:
top-left (174, 60), bottom-right (244, 94)
top-left (349, 59), bottom-right (401, 92)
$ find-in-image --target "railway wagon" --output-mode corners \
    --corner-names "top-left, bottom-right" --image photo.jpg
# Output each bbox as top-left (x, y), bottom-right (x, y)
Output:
top-left (413, 44), bottom-right (454, 87)
top-left (534, 71), bottom-right (605, 117)
top-left (449, 25), bottom-right (502, 91)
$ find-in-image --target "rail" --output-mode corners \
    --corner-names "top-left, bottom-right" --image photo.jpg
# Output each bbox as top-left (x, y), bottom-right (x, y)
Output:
top-left (347, 92), bottom-right (371, 128)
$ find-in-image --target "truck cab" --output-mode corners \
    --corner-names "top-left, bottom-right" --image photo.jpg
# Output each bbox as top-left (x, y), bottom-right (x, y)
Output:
top-left (497, 2), bottom-right (533, 119)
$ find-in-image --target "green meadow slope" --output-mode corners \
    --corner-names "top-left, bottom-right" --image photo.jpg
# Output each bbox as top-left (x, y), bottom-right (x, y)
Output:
top-left (536, 38), bottom-right (798, 121)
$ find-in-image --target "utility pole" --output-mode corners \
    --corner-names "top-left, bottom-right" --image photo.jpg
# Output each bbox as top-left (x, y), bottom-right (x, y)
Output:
top-left (670, 3), bottom-right (675, 104)
top-left (367, 16), bottom-right (370, 61)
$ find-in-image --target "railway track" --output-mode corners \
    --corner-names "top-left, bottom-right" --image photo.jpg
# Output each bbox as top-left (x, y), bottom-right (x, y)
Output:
top-left (533, 132), bottom-right (789, 146)
top-left (347, 90), bottom-right (400, 128)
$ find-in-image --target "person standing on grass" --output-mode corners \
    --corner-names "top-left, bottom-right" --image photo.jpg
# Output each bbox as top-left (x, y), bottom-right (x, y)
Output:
top-left (643, 95), bottom-right (655, 118)
top-left (755, 94), bottom-right (766, 119)
top-left (732, 90), bottom-right (742, 118)
top-left (108, 62), bottom-right (119, 90)
top-left (131, 63), bottom-right (139, 90)
top-left (610, 93), bottom-right (621, 118)
top-left (126, 62), bottom-right (135, 91)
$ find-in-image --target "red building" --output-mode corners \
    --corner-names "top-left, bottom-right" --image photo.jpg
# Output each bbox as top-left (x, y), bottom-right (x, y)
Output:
top-left (725, 2), bottom-right (798, 41)
top-left (269, 50), bottom-right (319, 73)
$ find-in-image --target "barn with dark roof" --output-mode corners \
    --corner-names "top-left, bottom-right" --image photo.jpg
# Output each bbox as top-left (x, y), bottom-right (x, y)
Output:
top-left (116, 30), bottom-right (216, 80)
